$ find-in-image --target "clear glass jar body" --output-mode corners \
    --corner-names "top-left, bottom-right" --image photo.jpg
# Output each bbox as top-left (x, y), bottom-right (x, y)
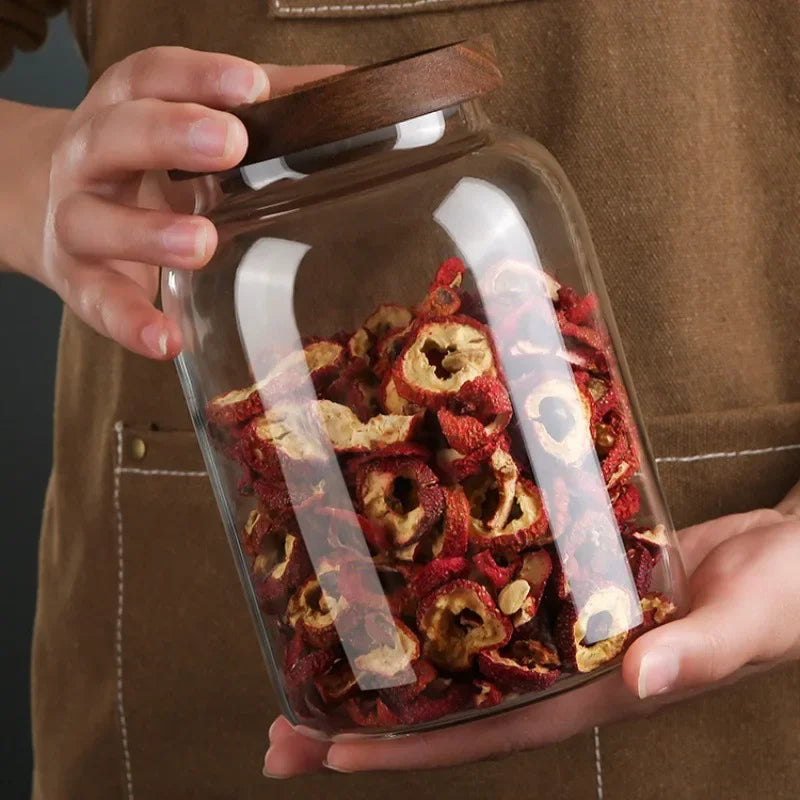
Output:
top-left (163, 102), bottom-right (688, 739)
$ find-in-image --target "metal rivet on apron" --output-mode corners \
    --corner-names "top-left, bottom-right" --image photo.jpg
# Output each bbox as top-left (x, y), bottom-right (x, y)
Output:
top-left (130, 437), bottom-right (147, 461)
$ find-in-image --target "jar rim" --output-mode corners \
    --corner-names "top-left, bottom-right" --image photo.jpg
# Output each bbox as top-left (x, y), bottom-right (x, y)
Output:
top-left (169, 35), bottom-right (501, 182)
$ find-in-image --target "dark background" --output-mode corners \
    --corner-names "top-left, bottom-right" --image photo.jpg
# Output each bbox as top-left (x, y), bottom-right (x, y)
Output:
top-left (0, 15), bottom-right (87, 798)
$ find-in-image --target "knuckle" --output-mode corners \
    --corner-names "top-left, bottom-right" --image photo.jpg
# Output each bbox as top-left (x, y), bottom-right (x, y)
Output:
top-left (52, 194), bottom-right (82, 248)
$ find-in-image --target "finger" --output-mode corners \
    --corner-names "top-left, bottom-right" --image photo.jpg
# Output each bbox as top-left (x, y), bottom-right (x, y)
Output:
top-left (63, 264), bottom-right (182, 359)
top-left (267, 716), bottom-right (295, 745)
top-left (677, 508), bottom-right (784, 575)
top-left (623, 523), bottom-right (800, 699)
top-left (54, 192), bottom-right (216, 269)
top-left (263, 724), bottom-right (330, 778)
top-left (776, 478), bottom-right (800, 518)
top-left (323, 674), bottom-right (635, 773)
top-left (262, 63), bottom-right (349, 96)
top-left (84, 47), bottom-right (270, 113)
top-left (68, 99), bottom-right (247, 180)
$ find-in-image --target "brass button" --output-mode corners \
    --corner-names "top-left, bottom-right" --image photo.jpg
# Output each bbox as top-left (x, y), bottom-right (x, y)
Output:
top-left (130, 438), bottom-right (147, 461)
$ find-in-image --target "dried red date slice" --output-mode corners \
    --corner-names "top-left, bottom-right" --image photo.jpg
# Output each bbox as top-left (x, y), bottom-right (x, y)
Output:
top-left (393, 316), bottom-right (497, 410)
top-left (472, 679), bottom-right (503, 708)
top-left (411, 557), bottom-right (471, 599)
top-left (556, 584), bottom-right (637, 673)
top-left (472, 550), bottom-right (519, 591)
top-left (206, 384), bottom-right (264, 428)
top-left (417, 579), bottom-right (512, 671)
top-left (357, 458), bottom-right (445, 549)
top-left (478, 639), bottom-right (561, 691)
top-left (430, 485), bottom-right (471, 559)
top-left (314, 661), bottom-right (359, 705)
top-left (437, 376), bottom-right (512, 453)
top-left (524, 378), bottom-right (595, 467)
top-left (287, 575), bottom-right (348, 649)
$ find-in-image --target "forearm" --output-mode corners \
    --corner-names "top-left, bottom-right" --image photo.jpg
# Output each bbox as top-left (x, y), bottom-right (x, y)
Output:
top-left (0, 100), bottom-right (71, 282)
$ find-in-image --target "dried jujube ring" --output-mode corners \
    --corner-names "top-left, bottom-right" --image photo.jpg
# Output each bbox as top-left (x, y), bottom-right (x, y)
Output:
top-left (357, 457), bottom-right (445, 549)
top-left (556, 584), bottom-right (637, 673)
top-left (478, 639), bottom-right (561, 691)
top-left (252, 520), bottom-right (312, 613)
top-left (524, 378), bottom-right (595, 467)
top-left (287, 575), bottom-right (347, 649)
top-left (393, 316), bottom-right (497, 410)
top-left (417, 579), bottom-right (512, 671)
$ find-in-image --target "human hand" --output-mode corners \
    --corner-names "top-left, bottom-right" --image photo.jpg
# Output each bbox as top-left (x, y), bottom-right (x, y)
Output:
top-left (263, 480), bottom-right (800, 777)
top-left (41, 48), bottom-right (344, 358)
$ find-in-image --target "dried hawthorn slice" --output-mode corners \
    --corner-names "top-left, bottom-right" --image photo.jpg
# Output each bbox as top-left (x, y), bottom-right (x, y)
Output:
top-left (380, 372), bottom-right (424, 415)
top-left (324, 359), bottom-right (381, 422)
top-left (435, 431), bottom-right (512, 483)
top-left (342, 614), bottom-right (421, 684)
top-left (639, 592), bottom-right (677, 627)
top-left (556, 584), bottom-right (636, 673)
top-left (379, 659), bottom-right (438, 707)
top-left (373, 325), bottom-right (413, 377)
top-left (418, 285), bottom-right (462, 317)
top-left (318, 400), bottom-right (423, 454)
top-left (611, 482), bottom-right (641, 525)
top-left (626, 542), bottom-right (655, 596)
top-left (365, 304), bottom-right (414, 340)
top-left (411, 557), bottom-right (471, 599)
top-left (287, 575), bottom-right (347, 649)
top-left (393, 316), bottom-right (497, 410)
top-left (438, 376), bottom-right (512, 454)
top-left (481, 258), bottom-right (561, 303)
top-left (252, 521), bottom-right (312, 613)
top-left (264, 339), bottom-right (346, 399)
top-left (314, 661), bottom-right (359, 706)
top-left (357, 457), bottom-right (445, 549)
top-left (524, 378), bottom-right (595, 467)
top-left (320, 507), bottom-right (395, 554)
top-left (389, 680), bottom-right (472, 725)
top-left (478, 639), bottom-right (561, 691)
top-left (430, 485), bottom-right (471, 558)
top-left (557, 313), bottom-right (607, 352)
top-left (509, 549), bottom-right (553, 629)
top-left (284, 633), bottom-right (342, 688)
top-left (347, 328), bottom-right (372, 362)
top-left (430, 257), bottom-right (465, 291)
top-left (468, 472), bottom-right (549, 553)
top-left (472, 679), bottom-right (503, 708)
top-left (472, 550), bottom-right (519, 591)
top-left (241, 505), bottom-right (274, 557)
top-left (629, 523), bottom-right (669, 555)
top-left (206, 384), bottom-right (264, 428)
top-left (416, 579), bottom-right (512, 671)
top-left (564, 292), bottom-right (600, 326)
top-left (344, 693), bottom-right (401, 728)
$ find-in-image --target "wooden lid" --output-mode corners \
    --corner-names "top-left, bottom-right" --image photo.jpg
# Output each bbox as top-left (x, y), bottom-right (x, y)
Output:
top-left (171, 36), bottom-right (501, 180)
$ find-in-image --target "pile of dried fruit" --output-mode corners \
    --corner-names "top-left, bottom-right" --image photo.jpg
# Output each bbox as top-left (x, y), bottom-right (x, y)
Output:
top-left (207, 257), bottom-right (676, 731)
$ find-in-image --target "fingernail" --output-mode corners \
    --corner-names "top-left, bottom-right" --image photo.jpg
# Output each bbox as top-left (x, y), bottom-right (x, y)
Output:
top-left (637, 647), bottom-right (680, 699)
top-left (267, 717), bottom-right (283, 742)
top-left (162, 221), bottom-right (207, 259)
top-left (221, 65), bottom-right (268, 104)
top-left (141, 323), bottom-right (169, 357)
top-left (262, 748), bottom-right (289, 779)
top-left (323, 760), bottom-right (354, 774)
top-left (189, 118), bottom-right (230, 158)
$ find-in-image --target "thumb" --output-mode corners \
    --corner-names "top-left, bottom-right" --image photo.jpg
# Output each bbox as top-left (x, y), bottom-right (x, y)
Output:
top-left (621, 522), bottom-right (800, 699)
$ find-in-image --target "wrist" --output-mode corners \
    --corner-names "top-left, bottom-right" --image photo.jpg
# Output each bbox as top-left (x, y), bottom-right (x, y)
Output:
top-left (0, 103), bottom-right (72, 283)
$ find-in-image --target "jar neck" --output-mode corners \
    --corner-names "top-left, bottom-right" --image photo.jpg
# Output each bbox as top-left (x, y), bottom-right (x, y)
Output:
top-left (190, 100), bottom-right (491, 215)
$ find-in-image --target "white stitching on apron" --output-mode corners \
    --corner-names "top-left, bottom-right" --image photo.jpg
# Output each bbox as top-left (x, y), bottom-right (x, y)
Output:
top-left (593, 726), bottom-right (604, 800)
top-left (655, 443), bottom-right (800, 464)
top-left (274, 0), bottom-right (452, 14)
top-left (118, 467), bottom-right (207, 477)
top-left (113, 422), bottom-right (135, 800)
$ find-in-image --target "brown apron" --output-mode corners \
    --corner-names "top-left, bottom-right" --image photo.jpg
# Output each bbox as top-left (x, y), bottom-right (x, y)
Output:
top-left (25, 1), bottom-right (800, 797)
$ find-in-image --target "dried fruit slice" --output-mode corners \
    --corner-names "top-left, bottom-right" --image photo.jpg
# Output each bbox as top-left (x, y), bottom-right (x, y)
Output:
top-left (380, 372), bottom-right (424, 415)
top-left (389, 680), bottom-right (472, 724)
top-left (626, 542), bottom-right (655, 596)
top-left (348, 616), bottom-right (421, 685)
top-left (364, 304), bottom-right (414, 340)
top-left (283, 632), bottom-right (342, 688)
top-left (556, 584), bottom-right (637, 673)
top-left (429, 257), bottom-right (465, 291)
top-left (435, 432), bottom-right (512, 483)
top-left (629, 523), bottom-right (669, 554)
top-left (287, 575), bottom-right (348, 649)
top-left (357, 458), bottom-right (445, 549)
top-left (430, 485), bottom-right (471, 558)
top-left (323, 359), bottom-right (381, 422)
top-left (344, 693), bottom-right (401, 728)
top-left (418, 285), bottom-right (462, 317)
top-left (511, 549), bottom-right (553, 629)
top-left (417, 579), bottom-right (512, 671)
top-left (251, 520), bottom-right (313, 613)
top-left (379, 659), bottom-right (438, 707)
top-left (314, 661), bottom-right (359, 705)
top-left (437, 376), bottom-right (512, 454)
top-left (612, 482), bottom-right (641, 525)
top-left (206, 384), bottom-right (264, 428)
top-left (639, 592), bottom-right (677, 627)
top-left (524, 378), bottom-right (595, 467)
top-left (472, 679), bottom-right (504, 708)
top-left (472, 550), bottom-right (519, 591)
top-left (478, 639), bottom-right (561, 691)
top-left (394, 316), bottom-right (497, 409)
top-left (347, 328), bottom-right (372, 362)
top-left (319, 400), bottom-right (423, 454)
top-left (411, 557), bottom-right (471, 599)
top-left (481, 258), bottom-right (561, 303)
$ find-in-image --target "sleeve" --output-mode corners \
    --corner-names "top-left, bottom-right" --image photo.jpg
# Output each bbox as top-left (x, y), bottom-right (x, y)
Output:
top-left (0, 0), bottom-right (68, 70)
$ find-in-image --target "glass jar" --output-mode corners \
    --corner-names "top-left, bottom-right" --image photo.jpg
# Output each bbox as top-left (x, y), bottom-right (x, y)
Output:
top-left (163, 37), bottom-right (688, 739)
